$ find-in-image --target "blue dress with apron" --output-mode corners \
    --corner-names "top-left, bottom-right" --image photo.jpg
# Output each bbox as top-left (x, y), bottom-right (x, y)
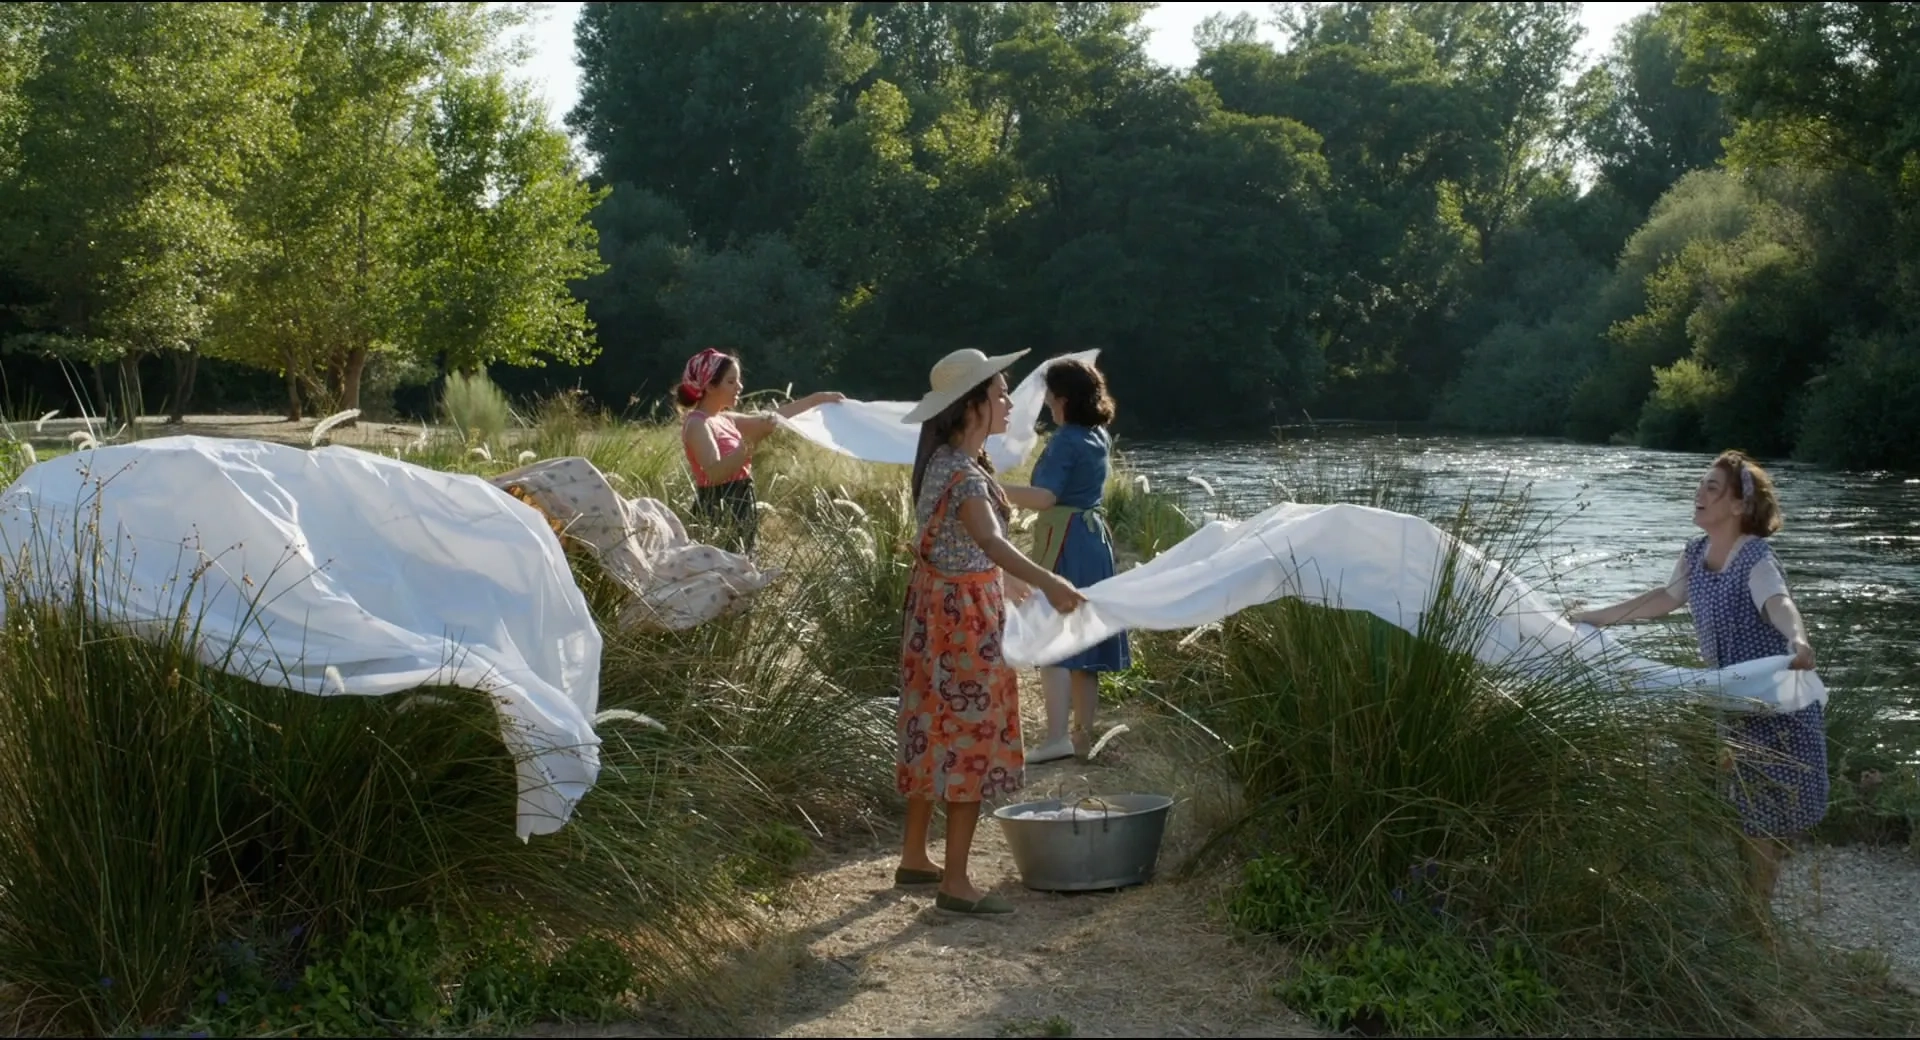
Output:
top-left (1683, 535), bottom-right (1828, 839)
top-left (1028, 424), bottom-right (1132, 674)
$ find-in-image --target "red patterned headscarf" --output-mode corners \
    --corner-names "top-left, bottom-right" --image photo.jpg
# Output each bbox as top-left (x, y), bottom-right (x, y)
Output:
top-left (679, 348), bottom-right (731, 402)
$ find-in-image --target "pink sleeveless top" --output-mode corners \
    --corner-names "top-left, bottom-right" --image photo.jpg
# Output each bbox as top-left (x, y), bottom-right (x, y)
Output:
top-left (682, 410), bottom-right (750, 487)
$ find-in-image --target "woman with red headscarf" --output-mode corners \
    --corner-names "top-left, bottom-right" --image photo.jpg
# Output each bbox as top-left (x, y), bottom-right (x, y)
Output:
top-left (676, 348), bottom-right (843, 554)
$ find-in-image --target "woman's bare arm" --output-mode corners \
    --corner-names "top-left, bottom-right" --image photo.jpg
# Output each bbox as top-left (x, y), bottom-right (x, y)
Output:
top-left (1571, 587), bottom-right (1683, 628)
top-left (1763, 593), bottom-right (1816, 669)
top-left (957, 496), bottom-right (1083, 613)
top-left (684, 418), bottom-right (753, 484)
top-left (774, 391), bottom-right (845, 419)
top-left (1002, 485), bottom-right (1058, 511)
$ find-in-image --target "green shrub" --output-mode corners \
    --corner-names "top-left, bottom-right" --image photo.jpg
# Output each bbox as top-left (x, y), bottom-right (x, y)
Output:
top-left (1283, 928), bottom-right (1556, 1037)
top-left (1435, 308), bottom-right (1610, 436)
top-left (1636, 356), bottom-right (1725, 451)
top-left (1104, 464), bottom-right (1197, 564)
top-left (177, 907), bottom-right (637, 1036)
top-left (1794, 332), bottom-right (1920, 471)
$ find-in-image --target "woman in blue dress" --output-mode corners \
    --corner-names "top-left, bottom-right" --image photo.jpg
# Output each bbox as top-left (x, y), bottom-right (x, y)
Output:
top-left (1572, 450), bottom-right (1823, 915)
top-left (1005, 358), bottom-right (1131, 764)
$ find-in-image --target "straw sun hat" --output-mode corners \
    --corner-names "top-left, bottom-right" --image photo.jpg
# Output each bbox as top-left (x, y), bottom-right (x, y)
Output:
top-left (901, 348), bottom-right (1031, 425)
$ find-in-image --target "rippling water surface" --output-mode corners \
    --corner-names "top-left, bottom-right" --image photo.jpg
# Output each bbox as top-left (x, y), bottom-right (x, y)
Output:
top-left (1114, 433), bottom-right (1920, 683)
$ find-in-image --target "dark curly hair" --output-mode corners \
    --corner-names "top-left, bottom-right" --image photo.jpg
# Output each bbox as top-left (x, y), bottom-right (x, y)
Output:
top-left (1044, 358), bottom-right (1115, 427)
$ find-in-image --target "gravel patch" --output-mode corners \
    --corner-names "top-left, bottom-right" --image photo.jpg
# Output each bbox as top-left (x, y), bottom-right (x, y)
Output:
top-left (1779, 843), bottom-right (1920, 980)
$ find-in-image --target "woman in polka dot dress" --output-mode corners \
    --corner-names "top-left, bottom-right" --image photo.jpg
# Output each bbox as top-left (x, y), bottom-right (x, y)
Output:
top-left (1572, 450), bottom-right (1824, 911)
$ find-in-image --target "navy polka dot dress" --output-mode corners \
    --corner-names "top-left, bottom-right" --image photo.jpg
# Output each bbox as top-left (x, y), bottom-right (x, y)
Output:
top-left (1683, 536), bottom-right (1828, 839)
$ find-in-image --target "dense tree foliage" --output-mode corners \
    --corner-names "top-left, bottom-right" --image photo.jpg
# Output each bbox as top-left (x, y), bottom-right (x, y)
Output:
top-left (0, 2), bottom-right (599, 422)
top-left (2, 2), bottom-right (1915, 469)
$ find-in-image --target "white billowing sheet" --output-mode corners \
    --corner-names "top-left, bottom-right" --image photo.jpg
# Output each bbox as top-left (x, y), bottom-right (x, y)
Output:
top-left (775, 349), bottom-right (1102, 468)
top-left (1003, 501), bottom-right (1826, 714)
top-left (0, 436), bottom-right (603, 839)
top-left (488, 457), bottom-right (777, 631)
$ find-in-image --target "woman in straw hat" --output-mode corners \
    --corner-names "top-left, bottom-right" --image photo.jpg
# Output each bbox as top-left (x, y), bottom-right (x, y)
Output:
top-left (675, 347), bottom-right (843, 554)
top-left (895, 347), bottom-right (1086, 915)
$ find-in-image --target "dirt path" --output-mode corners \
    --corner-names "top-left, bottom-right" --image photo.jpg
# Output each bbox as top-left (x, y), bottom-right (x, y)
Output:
top-left (729, 825), bottom-right (1321, 1038)
top-left (547, 684), bottom-right (1325, 1040)
top-left (727, 690), bottom-right (1321, 1040)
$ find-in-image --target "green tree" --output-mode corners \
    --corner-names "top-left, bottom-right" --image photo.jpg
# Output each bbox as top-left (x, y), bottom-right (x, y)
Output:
top-left (570, 2), bottom-right (872, 246)
top-left (412, 68), bottom-right (606, 377)
top-left (1683, 1), bottom-right (1920, 182)
top-left (1199, 15), bottom-right (1479, 405)
top-left (0, 4), bottom-right (45, 181)
top-left (664, 234), bottom-right (838, 394)
top-left (0, 2), bottom-right (295, 423)
top-left (1569, 5), bottom-right (1729, 215)
top-left (213, 1), bottom-right (538, 419)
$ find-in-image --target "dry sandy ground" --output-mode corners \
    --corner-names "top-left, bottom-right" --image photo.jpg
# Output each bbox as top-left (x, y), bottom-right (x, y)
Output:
top-left (534, 685), bottom-right (1326, 1040)
top-left (17, 412), bottom-right (441, 450)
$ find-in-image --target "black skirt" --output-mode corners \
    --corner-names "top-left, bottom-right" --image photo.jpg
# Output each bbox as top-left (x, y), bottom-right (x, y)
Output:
top-left (694, 478), bottom-right (758, 555)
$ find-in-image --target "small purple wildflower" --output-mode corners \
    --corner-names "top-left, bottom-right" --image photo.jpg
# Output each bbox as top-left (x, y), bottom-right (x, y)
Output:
top-left (216, 990), bottom-right (229, 1006)
top-left (1390, 887), bottom-right (1405, 904)
top-left (98, 976), bottom-right (113, 989)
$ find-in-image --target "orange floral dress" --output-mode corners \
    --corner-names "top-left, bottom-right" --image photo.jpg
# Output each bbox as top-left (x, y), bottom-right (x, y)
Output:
top-left (897, 464), bottom-right (1025, 803)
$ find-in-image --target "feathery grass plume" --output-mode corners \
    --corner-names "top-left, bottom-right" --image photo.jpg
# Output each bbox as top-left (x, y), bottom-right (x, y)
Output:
top-left (34, 410), bottom-right (58, 433)
top-left (442, 370), bottom-right (515, 447)
top-left (1106, 458), bottom-right (1195, 563)
top-left (308, 409), bottom-right (361, 447)
top-left (1, 439), bottom-right (32, 472)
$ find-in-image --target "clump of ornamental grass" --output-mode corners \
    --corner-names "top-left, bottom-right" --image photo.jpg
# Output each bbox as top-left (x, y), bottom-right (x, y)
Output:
top-left (0, 479), bottom-right (897, 1034)
top-left (440, 370), bottom-right (518, 448)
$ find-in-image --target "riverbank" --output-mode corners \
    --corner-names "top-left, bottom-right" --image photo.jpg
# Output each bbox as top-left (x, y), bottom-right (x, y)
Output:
top-left (3, 409), bottom-right (1918, 1036)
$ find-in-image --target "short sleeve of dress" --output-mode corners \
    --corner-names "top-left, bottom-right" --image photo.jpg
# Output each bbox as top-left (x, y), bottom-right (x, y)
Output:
top-left (1747, 556), bottom-right (1790, 612)
top-left (952, 463), bottom-right (993, 510)
top-left (1029, 429), bottom-right (1081, 497)
top-left (1666, 555), bottom-right (1689, 606)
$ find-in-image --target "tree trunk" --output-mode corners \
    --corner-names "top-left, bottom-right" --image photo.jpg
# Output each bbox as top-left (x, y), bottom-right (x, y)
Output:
top-left (116, 353), bottom-right (144, 431)
top-left (91, 362), bottom-right (109, 426)
top-left (338, 344), bottom-right (368, 421)
top-left (167, 350), bottom-right (199, 425)
top-left (281, 346), bottom-right (303, 421)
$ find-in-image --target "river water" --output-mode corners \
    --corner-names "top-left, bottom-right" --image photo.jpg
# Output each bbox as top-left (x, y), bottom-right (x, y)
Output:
top-left (1115, 432), bottom-right (1920, 688)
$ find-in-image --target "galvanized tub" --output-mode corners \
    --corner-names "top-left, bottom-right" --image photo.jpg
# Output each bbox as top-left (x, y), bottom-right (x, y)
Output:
top-left (992, 794), bottom-right (1174, 892)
